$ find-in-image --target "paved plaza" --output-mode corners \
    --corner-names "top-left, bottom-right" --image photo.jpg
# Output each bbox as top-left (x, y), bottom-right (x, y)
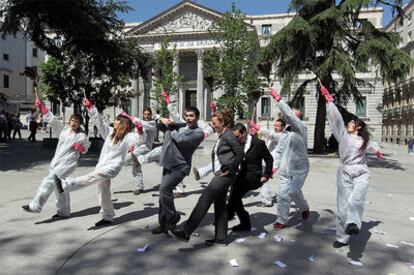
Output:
top-left (0, 131), bottom-right (413, 275)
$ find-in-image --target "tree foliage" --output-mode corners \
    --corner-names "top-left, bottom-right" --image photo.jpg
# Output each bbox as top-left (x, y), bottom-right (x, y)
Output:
top-left (1, 0), bottom-right (149, 112)
top-left (263, 0), bottom-right (413, 152)
top-left (204, 3), bottom-right (261, 118)
top-left (151, 39), bottom-right (182, 116)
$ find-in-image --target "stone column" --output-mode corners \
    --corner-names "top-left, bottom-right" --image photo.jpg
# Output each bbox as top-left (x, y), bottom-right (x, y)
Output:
top-left (196, 49), bottom-right (204, 120)
top-left (173, 51), bottom-right (182, 115)
top-left (130, 78), bottom-right (139, 117)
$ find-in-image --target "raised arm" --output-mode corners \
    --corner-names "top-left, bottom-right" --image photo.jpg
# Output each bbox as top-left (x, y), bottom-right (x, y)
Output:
top-left (35, 98), bottom-right (64, 135)
top-left (83, 99), bottom-right (112, 139)
top-left (326, 102), bottom-right (346, 142)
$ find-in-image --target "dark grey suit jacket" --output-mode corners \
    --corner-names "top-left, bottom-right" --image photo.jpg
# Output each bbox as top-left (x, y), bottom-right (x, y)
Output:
top-left (211, 128), bottom-right (245, 176)
top-left (160, 123), bottom-right (204, 175)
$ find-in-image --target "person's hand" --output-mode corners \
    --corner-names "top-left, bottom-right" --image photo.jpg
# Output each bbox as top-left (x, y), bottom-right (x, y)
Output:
top-left (82, 98), bottom-right (93, 109)
top-left (320, 85), bottom-right (333, 102)
top-left (161, 91), bottom-right (171, 105)
top-left (269, 87), bottom-right (282, 102)
top-left (375, 151), bottom-right (384, 160)
top-left (135, 121), bottom-right (144, 135)
top-left (249, 119), bottom-right (260, 135)
top-left (73, 143), bottom-right (86, 153)
top-left (220, 170), bottom-right (230, 177)
top-left (210, 101), bottom-right (217, 113)
top-left (160, 117), bottom-right (172, 126)
top-left (260, 177), bottom-right (267, 183)
top-left (128, 145), bottom-right (135, 153)
top-left (272, 168), bottom-right (277, 176)
top-left (35, 98), bottom-right (42, 108)
top-left (39, 105), bottom-right (49, 115)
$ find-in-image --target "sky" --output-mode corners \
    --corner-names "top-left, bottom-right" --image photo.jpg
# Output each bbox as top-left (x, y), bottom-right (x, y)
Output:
top-left (118, 0), bottom-right (411, 27)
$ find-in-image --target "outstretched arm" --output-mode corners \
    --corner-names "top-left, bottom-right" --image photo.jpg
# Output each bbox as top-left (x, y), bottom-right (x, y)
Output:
top-left (83, 98), bottom-right (112, 138)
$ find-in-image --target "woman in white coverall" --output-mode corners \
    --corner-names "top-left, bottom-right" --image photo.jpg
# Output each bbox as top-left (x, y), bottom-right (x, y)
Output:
top-left (320, 85), bottom-right (384, 248)
top-left (55, 98), bottom-right (145, 227)
top-left (22, 99), bottom-right (90, 217)
top-left (270, 88), bottom-right (310, 230)
top-left (130, 107), bottom-right (156, 195)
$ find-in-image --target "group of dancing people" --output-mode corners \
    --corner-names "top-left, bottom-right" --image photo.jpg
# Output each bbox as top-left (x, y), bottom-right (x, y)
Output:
top-left (21, 85), bottom-right (384, 248)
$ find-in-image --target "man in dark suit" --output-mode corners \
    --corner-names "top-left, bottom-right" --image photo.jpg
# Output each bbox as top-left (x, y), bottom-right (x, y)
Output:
top-left (151, 106), bottom-right (204, 234)
top-left (227, 123), bottom-right (273, 231)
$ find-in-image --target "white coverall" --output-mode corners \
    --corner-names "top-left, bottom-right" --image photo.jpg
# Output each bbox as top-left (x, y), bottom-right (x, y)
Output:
top-left (258, 127), bottom-right (282, 206)
top-left (131, 119), bottom-right (156, 191)
top-left (274, 100), bottom-right (310, 224)
top-left (326, 102), bottom-right (379, 244)
top-left (61, 107), bottom-right (144, 221)
top-left (29, 112), bottom-right (90, 216)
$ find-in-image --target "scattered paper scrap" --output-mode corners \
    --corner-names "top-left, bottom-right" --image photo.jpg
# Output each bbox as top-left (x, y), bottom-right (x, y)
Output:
top-left (385, 244), bottom-right (399, 248)
top-left (274, 235), bottom-right (283, 243)
top-left (365, 201), bottom-right (372, 204)
top-left (400, 241), bottom-right (414, 246)
top-left (137, 244), bottom-right (149, 253)
top-left (191, 233), bottom-right (200, 237)
top-left (349, 260), bottom-right (363, 267)
top-left (308, 255), bottom-right (315, 262)
top-left (251, 227), bottom-right (257, 232)
top-left (405, 262), bottom-right (414, 271)
top-left (290, 240), bottom-right (296, 243)
top-left (258, 232), bottom-right (267, 239)
top-left (409, 217), bottom-right (414, 221)
top-left (274, 260), bottom-right (287, 269)
top-left (229, 259), bottom-right (239, 267)
top-left (387, 194), bottom-right (393, 197)
top-left (329, 226), bottom-right (336, 231)
top-left (140, 225), bottom-right (150, 231)
top-left (235, 238), bottom-right (246, 243)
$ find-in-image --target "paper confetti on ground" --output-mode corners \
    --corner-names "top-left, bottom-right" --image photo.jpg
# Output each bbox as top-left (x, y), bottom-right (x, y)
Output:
top-left (274, 260), bottom-right (287, 268)
top-left (229, 259), bottom-right (239, 267)
top-left (137, 244), bottom-right (149, 253)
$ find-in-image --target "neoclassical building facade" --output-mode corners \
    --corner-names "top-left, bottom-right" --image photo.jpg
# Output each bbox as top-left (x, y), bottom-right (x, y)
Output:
top-left (383, 0), bottom-right (414, 144)
top-left (124, 0), bottom-right (385, 147)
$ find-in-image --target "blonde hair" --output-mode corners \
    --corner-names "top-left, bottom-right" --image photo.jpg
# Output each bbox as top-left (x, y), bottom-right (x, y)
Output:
top-left (212, 108), bottom-right (234, 128)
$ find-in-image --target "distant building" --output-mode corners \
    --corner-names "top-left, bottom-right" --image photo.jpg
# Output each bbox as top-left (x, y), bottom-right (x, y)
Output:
top-left (383, 0), bottom-right (414, 145)
top-left (125, 0), bottom-right (385, 147)
top-left (0, 28), bottom-right (46, 113)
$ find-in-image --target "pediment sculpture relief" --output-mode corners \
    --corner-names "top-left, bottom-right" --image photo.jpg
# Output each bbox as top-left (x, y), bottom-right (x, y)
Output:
top-left (147, 11), bottom-right (214, 34)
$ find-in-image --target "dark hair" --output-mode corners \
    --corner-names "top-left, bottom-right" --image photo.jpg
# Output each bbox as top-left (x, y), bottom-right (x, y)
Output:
top-left (232, 123), bottom-right (246, 134)
top-left (276, 118), bottom-right (286, 127)
top-left (355, 118), bottom-right (370, 152)
top-left (69, 114), bottom-right (84, 133)
top-left (184, 106), bottom-right (200, 119)
top-left (143, 107), bottom-right (152, 115)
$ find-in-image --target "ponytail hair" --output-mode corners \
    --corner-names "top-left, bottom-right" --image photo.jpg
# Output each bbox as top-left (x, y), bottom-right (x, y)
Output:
top-left (355, 118), bottom-right (370, 152)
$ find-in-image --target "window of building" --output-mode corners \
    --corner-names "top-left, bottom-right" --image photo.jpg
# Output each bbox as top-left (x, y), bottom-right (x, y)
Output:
top-left (3, 74), bottom-right (10, 88)
top-left (32, 48), bottom-right (38, 57)
top-left (261, 97), bottom-right (271, 117)
top-left (356, 96), bottom-right (367, 117)
top-left (3, 53), bottom-right (9, 61)
top-left (261, 24), bottom-right (272, 35)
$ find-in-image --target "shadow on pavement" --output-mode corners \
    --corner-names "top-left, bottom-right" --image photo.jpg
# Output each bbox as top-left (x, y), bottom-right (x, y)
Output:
top-left (367, 155), bottom-right (405, 170)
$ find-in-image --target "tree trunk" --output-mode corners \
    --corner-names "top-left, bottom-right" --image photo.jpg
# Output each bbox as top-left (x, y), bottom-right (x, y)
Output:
top-left (313, 93), bottom-right (327, 153)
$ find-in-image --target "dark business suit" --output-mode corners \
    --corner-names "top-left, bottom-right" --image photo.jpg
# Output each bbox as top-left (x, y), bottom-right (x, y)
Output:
top-left (183, 128), bottom-right (245, 240)
top-left (227, 135), bottom-right (273, 227)
top-left (158, 123), bottom-right (204, 229)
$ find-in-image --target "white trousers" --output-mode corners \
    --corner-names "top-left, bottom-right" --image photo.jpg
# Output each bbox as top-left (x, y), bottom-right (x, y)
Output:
top-left (336, 165), bottom-right (370, 244)
top-left (29, 173), bottom-right (71, 217)
top-left (276, 161), bottom-right (309, 224)
top-left (63, 171), bottom-right (115, 221)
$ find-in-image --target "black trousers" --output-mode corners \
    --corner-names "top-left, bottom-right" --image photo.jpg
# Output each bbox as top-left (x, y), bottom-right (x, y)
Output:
top-left (227, 180), bottom-right (252, 226)
top-left (184, 173), bottom-right (235, 240)
top-left (158, 168), bottom-right (186, 228)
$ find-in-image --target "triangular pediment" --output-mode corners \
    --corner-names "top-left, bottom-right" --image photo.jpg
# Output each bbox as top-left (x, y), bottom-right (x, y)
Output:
top-left (126, 1), bottom-right (223, 36)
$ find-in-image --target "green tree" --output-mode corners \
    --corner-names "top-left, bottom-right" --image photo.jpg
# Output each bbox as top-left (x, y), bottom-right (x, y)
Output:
top-left (263, 0), bottom-right (413, 152)
top-left (152, 39), bottom-right (182, 116)
top-left (1, 0), bottom-right (149, 112)
top-left (204, 3), bottom-right (260, 117)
